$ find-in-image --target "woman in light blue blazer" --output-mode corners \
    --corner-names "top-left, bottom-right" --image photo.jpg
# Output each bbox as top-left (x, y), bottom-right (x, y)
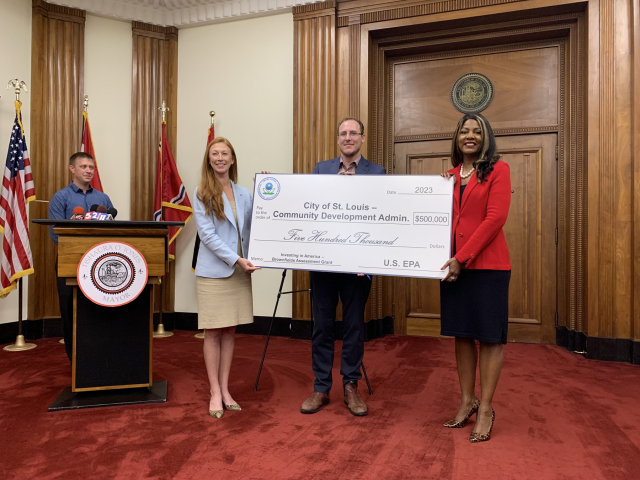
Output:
top-left (193, 137), bottom-right (259, 419)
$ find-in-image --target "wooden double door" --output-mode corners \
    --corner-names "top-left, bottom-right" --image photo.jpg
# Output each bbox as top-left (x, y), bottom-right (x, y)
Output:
top-left (393, 134), bottom-right (557, 344)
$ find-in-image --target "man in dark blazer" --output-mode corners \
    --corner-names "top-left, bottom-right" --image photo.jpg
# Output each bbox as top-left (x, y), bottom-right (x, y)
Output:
top-left (301, 117), bottom-right (386, 417)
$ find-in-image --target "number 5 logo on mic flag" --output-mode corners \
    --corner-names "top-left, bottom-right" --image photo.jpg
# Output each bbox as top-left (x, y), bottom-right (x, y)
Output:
top-left (153, 121), bottom-right (192, 259)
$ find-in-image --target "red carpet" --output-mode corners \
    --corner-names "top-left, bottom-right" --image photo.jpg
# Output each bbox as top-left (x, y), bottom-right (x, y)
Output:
top-left (1, 332), bottom-right (640, 480)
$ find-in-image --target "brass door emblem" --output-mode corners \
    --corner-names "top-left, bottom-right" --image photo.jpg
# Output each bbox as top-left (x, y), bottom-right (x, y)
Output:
top-left (451, 73), bottom-right (494, 113)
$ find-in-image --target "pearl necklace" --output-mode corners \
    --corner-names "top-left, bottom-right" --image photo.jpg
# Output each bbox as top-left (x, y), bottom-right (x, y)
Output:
top-left (460, 163), bottom-right (475, 179)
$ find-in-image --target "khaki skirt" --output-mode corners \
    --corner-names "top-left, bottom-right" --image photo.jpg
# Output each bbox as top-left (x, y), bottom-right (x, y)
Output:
top-left (196, 265), bottom-right (254, 329)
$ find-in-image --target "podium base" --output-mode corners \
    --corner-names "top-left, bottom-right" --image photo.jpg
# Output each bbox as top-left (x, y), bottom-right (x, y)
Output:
top-left (48, 380), bottom-right (168, 411)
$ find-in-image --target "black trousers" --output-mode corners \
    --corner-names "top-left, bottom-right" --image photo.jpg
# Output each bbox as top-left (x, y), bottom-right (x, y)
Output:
top-left (310, 271), bottom-right (372, 394)
top-left (56, 267), bottom-right (74, 362)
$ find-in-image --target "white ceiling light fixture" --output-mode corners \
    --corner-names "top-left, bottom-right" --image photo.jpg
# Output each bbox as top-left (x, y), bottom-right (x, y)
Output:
top-left (47, 0), bottom-right (323, 27)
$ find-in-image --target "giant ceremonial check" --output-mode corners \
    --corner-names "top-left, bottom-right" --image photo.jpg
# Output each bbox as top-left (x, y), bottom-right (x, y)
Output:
top-left (249, 174), bottom-right (454, 279)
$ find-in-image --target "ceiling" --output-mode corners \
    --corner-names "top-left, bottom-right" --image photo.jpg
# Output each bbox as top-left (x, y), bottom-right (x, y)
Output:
top-left (47, 0), bottom-right (322, 27)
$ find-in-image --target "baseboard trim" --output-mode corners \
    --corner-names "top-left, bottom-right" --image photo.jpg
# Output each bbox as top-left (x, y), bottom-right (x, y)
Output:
top-left (586, 336), bottom-right (633, 363)
top-left (633, 341), bottom-right (640, 366)
top-left (556, 326), bottom-right (640, 365)
top-left (171, 313), bottom-right (394, 342)
top-left (556, 326), bottom-right (587, 353)
top-left (0, 318), bottom-right (62, 344)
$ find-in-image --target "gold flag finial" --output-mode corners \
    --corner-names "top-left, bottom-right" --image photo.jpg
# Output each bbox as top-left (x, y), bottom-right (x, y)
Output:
top-left (7, 78), bottom-right (28, 102)
top-left (83, 94), bottom-right (89, 112)
top-left (209, 110), bottom-right (216, 126)
top-left (159, 101), bottom-right (170, 122)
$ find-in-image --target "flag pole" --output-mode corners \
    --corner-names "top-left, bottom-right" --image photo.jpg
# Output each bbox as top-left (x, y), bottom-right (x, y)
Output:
top-left (3, 80), bottom-right (36, 352)
top-left (195, 110), bottom-right (216, 340)
top-left (62, 95), bottom-right (90, 348)
top-left (62, 96), bottom-right (91, 346)
top-left (154, 101), bottom-right (173, 338)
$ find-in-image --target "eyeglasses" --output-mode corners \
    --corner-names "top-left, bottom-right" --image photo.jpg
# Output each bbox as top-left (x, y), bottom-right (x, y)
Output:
top-left (338, 131), bottom-right (363, 138)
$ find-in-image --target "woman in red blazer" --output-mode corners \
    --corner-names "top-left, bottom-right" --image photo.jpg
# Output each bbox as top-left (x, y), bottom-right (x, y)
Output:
top-left (439, 113), bottom-right (511, 443)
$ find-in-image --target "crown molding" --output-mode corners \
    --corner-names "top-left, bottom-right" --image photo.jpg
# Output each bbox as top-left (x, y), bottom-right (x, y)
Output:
top-left (45, 0), bottom-right (324, 27)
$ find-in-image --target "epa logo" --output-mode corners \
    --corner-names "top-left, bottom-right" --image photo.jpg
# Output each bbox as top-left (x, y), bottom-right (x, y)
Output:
top-left (258, 177), bottom-right (281, 201)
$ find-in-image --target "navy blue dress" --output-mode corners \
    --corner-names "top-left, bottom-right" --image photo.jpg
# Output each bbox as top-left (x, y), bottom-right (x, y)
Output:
top-left (440, 185), bottom-right (511, 344)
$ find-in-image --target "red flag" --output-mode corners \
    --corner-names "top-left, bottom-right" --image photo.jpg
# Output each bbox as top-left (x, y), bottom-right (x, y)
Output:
top-left (207, 122), bottom-right (215, 145)
top-left (154, 121), bottom-right (192, 259)
top-left (81, 111), bottom-right (104, 192)
top-left (0, 102), bottom-right (35, 297)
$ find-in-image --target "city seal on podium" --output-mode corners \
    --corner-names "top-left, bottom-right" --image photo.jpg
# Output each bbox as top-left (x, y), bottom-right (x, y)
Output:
top-left (451, 73), bottom-right (494, 114)
top-left (77, 241), bottom-right (148, 307)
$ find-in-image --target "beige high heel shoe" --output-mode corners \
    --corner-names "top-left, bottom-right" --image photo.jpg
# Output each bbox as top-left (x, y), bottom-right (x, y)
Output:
top-left (209, 396), bottom-right (224, 419)
top-left (224, 403), bottom-right (241, 411)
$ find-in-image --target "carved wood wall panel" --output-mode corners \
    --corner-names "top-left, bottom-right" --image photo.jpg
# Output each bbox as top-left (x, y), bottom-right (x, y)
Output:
top-left (394, 125), bottom-right (559, 142)
top-left (393, 47), bottom-right (559, 136)
top-left (130, 21), bottom-right (178, 312)
top-left (633, 0), bottom-right (640, 342)
top-left (337, 0), bottom-right (527, 24)
top-left (586, 0), bottom-right (634, 339)
top-left (28, 0), bottom-right (86, 320)
top-left (292, 2), bottom-right (337, 320)
top-left (130, 22), bottom-right (178, 223)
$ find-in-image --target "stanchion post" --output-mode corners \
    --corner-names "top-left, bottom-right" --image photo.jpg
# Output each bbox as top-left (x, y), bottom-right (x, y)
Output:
top-left (153, 141), bottom-right (173, 339)
top-left (3, 279), bottom-right (37, 352)
top-left (154, 281), bottom-right (173, 338)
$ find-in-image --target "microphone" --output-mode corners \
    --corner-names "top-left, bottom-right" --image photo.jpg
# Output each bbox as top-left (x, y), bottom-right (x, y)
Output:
top-left (70, 206), bottom-right (85, 220)
top-left (85, 204), bottom-right (99, 219)
top-left (103, 208), bottom-right (117, 221)
top-left (96, 205), bottom-right (108, 220)
top-left (85, 205), bottom-right (108, 220)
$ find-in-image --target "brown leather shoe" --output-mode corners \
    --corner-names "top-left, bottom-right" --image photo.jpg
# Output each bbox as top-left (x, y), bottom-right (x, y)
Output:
top-left (344, 382), bottom-right (368, 416)
top-left (301, 392), bottom-right (329, 414)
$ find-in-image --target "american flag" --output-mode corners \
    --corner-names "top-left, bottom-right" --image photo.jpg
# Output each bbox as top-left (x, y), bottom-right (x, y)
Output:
top-left (0, 108), bottom-right (35, 297)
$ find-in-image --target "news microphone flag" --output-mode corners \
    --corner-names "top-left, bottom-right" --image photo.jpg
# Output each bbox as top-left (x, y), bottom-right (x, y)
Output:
top-left (81, 111), bottom-right (103, 192)
top-left (153, 121), bottom-right (192, 259)
top-left (192, 121), bottom-right (216, 271)
top-left (0, 101), bottom-right (36, 298)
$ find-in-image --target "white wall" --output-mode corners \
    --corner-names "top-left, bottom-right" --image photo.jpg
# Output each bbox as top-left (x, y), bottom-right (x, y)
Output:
top-left (84, 14), bottom-right (132, 220)
top-left (0, 0), bottom-right (31, 324)
top-left (175, 13), bottom-right (294, 316)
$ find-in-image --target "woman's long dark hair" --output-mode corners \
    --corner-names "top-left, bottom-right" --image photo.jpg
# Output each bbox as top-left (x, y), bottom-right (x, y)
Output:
top-left (450, 113), bottom-right (500, 182)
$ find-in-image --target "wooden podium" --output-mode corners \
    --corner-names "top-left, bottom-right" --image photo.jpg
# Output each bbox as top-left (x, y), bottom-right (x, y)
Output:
top-left (32, 219), bottom-right (184, 411)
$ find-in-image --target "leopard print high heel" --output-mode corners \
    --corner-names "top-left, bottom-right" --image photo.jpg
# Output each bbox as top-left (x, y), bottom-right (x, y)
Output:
top-left (443, 398), bottom-right (480, 428)
top-left (469, 409), bottom-right (495, 442)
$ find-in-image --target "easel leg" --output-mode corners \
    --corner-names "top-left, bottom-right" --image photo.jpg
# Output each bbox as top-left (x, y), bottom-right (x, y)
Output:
top-left (254, 270), bottom-right (287, 391)
top-left (361, 362), bottom-right (373, 396)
